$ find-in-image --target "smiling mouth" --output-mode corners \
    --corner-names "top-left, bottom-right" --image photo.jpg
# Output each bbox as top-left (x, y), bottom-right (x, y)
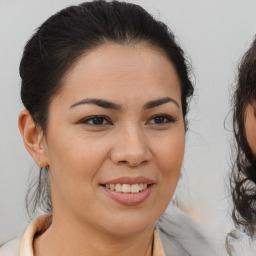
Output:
top-left (101, 183), bottom-right (152, 193)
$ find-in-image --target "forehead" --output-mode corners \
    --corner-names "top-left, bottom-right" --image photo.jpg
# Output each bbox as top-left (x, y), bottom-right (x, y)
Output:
top-left (56, 43), bottom-right (181, 106)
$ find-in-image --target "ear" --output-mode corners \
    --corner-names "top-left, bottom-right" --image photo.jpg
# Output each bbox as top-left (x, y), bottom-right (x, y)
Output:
top-left (245, 103), bottom-right (256, 156)
top-left (18, 110), bottom-right (49, 167)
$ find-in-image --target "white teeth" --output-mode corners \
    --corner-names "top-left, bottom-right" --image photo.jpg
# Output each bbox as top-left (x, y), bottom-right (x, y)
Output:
top-left (139, 183), bottom-right (144, 191)
top-left (122, 184), bottom-right (131, 193)
top-left (105, 183), bottom-right (148, 193)
top-left (115, 183), bottom-right (122, 192)
top-left (131, 184), bottom-right (140, 193)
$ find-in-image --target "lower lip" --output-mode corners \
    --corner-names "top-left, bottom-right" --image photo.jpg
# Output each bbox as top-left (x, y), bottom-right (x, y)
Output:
top-left (101, 185), bottom-right (153, 206)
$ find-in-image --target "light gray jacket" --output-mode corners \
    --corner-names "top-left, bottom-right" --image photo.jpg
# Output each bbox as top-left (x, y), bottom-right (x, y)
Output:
top-left (226, 229), bottom-right (256, 256)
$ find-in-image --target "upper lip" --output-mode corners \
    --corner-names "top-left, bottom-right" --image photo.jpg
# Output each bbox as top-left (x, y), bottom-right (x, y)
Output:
top-left (101, 176), bottom-right (155, 185)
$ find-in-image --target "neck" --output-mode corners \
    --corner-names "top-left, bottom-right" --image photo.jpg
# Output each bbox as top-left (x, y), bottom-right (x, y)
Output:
top-left (34, 213), bottom-right (154, 256)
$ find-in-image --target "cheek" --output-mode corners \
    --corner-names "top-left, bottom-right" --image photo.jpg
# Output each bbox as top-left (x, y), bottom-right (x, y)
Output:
top-left (45, 129), bottom-right (110, 201)
top-left (245, 108), bottom-right (256, 156)
top-left (153, 128), bottom-right (185, 189)
top-left (47, 125), bottom-right (108, 170)
top-left (156, 130), bottom-right (184, 171)
top-left (246, 123), bottom-right (256, 156)
top-left (150, 128), bottom-right (185, 213)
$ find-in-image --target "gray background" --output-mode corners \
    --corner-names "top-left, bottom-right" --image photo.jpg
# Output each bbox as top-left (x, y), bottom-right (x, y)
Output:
top-left (1, 0), bottom-right (256, 245)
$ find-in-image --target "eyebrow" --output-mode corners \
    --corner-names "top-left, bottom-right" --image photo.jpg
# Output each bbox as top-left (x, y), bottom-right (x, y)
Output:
top-left (70, 98), bottom-right (121, 110)
top-left (69, 96), bottom-right (180, 110)
top-left (143, 97), bottom-right (180, 109)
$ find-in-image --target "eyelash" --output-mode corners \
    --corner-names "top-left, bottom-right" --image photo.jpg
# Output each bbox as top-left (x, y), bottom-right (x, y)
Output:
top-left (78, 114), bottom-right (175, 127)
top-left (79, 115), bottom-right (112, 126)
top-left (146, 114), bottom-right (176, 126)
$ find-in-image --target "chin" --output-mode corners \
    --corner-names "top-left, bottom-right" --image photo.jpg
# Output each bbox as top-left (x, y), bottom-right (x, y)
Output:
top-left (99, 211), bottom-right (159, 237)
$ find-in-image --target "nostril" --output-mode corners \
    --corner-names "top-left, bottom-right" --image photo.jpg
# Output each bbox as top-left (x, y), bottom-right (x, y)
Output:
top-left (117, 159), bottom-right (149, 167)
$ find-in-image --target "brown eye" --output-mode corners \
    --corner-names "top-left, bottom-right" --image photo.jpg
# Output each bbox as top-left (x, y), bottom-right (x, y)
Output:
top-left (79, 116), bottom-right (112, 126)
top-left (147, 114), bottom-right (175, 125)
top-left (90, 117), bottom-right (105, 125)
top-left (153, 116), bottom-right (165, 124)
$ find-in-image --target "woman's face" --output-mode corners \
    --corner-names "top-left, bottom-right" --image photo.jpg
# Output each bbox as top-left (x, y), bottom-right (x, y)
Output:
top-left (42, 43), bottom-right (185, 236)
top-left (245, 103), bottom-right (256, 155)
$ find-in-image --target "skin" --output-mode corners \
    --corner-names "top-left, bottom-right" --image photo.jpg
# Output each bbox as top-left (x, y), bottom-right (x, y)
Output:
top-left (19, 43), bottom-right (185, 256)
top-left (245, 103), bottom-right (256, 155)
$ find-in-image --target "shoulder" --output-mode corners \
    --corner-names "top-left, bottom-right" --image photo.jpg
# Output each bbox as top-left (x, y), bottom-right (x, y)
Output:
top-left (226, 229), bottom-right (256, 256)
top-left (0, 214), bottom-right (51, 256)
top-left (0, 238), bottom-right (21, 256)
top-left (156, 206), bottom-right (227, 256)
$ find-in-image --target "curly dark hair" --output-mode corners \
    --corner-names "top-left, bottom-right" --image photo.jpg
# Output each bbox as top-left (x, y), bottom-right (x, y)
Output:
top-left (20, 0), bottom-right (194, 218)
top-left (231, 36), bottom-right (256, 233)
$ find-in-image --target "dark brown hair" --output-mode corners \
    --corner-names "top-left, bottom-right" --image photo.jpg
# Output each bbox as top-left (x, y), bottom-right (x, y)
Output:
top-left (231, 36), bottom-right (256, 233)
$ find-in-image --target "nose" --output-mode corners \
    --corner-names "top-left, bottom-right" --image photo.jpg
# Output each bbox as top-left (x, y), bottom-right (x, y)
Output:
top-left (110, 125), bottom-right (152, 167)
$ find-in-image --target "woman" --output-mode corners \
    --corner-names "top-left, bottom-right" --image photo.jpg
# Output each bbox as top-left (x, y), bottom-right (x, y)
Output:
top-left (0, 1), bottom-right (220, 255)
top-left (226, 37), bottom-right (256, 255)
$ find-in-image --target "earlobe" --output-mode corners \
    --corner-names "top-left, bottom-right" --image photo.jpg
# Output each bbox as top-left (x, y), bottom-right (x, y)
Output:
top-left (18, 110), bottom-right (49, 167)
